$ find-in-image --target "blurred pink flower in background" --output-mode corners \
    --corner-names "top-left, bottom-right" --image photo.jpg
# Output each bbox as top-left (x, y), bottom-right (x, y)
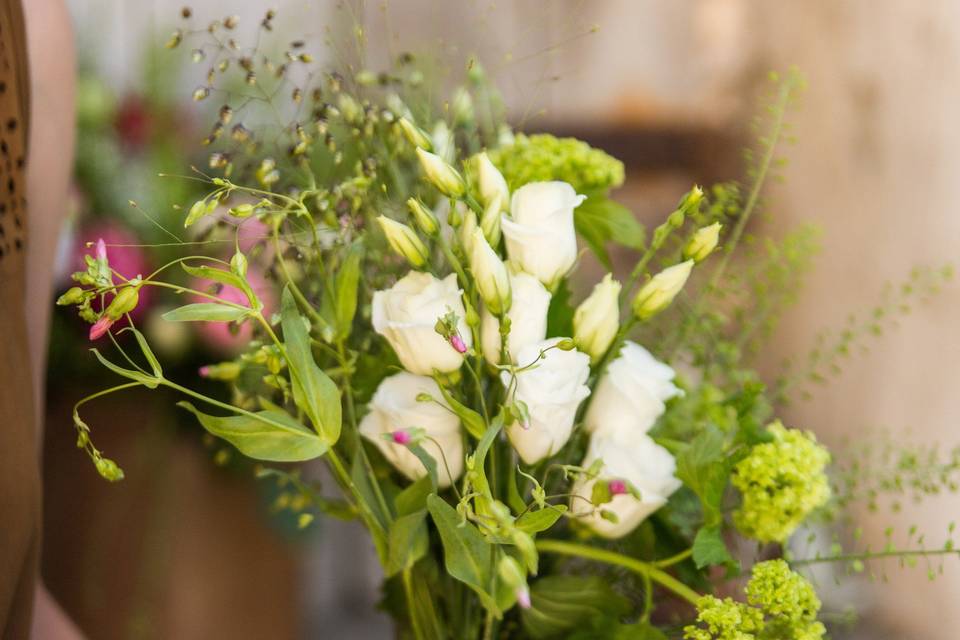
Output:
top-left (74, 222), bottom-right (152, 320)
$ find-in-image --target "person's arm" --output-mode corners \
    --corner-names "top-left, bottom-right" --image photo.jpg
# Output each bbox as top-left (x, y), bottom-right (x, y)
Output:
top-left (23, 1), bottom-right (82, 638)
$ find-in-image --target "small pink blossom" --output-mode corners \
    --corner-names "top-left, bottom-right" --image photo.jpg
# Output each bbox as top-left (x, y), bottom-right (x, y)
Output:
top-left (516, 588), bottom-right (531, 610)
top-left (89, 317), bottom-right (114, 341)
top-left (391, 430), bottom-right (412, 445)
top-left (449, 333), bottom-right (467, 354)
top-left (198, 365), bottom-right (211, 378)
top-left (95, 238), bottom-right (108, 262)
top-left (608, 479), bottom-right (628, 496)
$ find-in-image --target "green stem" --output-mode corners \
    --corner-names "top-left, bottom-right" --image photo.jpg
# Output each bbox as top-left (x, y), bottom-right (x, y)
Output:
top-left (790, 547), bottom-right (960, 567)
top-left (402, 567), bottom-right (427, 640)
top-left (535, 539), bottom-right (702, 606)
top-left (655, 548), bottom-right (693, 568)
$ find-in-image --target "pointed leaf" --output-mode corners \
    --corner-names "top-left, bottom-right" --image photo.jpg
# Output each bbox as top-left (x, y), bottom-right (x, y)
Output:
top-left (516, 505), bottom-right (567, 535)
top-left (162, 303), bottom-right (249, 322)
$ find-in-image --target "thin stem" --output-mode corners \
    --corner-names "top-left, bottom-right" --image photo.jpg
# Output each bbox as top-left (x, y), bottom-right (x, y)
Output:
top-left (655, 548), bottom-right (693, 568)
top-left (790, 547), bottom-right (960, 568)
top-left (402, 567), bottom-right (426, 640)
top-left (535, 539), bottom-right (702, 606)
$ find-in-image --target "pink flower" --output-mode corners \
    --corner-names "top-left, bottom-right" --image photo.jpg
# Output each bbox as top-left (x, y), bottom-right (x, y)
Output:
top-left (76, 223), bottom-right (152, 321)
top-left (89, 317), bottom-right (114, 340)
top-left (95, 238), bottom-right (108, 261)
top-left (198, 365), bottom-right (211, 378)
top-left (516, 588), bottom-right (531, 610)
top-left (193, 268), bottom-right (277, 356)
top-left (608, 479), bottom-right (628, 496)
top-left (391, 430), bottom-right (412, 445)
top-left (449, 333), bottom-right (467, 354)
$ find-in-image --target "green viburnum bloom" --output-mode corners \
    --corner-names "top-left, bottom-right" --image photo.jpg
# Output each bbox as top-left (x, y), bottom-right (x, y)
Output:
top-left (731, 421), bottom-right (831, 543)
top-left (684, 560), bottom-right (825, 640)
top-left (485, 133), bottom-right (625, 193)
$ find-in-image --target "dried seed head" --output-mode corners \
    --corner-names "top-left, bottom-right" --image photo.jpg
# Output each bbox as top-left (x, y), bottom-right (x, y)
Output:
top-left (292, 87), bottom-right (302, 103)
top-left (165, 30), bottom-right (183, 49)
top-left (181, 6), bottom-right (192, 19)
top-left (218, 105), bottom-right (233, 125)
top-left (290, 40), bottom-right (305, 49)
top-left (230, 123), bottom-right (251, 142)
top-left (299, 53), bottom-right (314, 63)
top-left (191, 48), bottom-right (205, 63)
top-left (245, 71), bottom-right (256, 86)
top-left (192, 86), bottom-right (210, 102)
top-left (209, 152), bottom-right (230, 168)
top-left (239, 56), bottom-right (253, 71)
top-left (217, 59), bottom-right (230, 72)
top-left (223, 15), bottom-right (238, 29)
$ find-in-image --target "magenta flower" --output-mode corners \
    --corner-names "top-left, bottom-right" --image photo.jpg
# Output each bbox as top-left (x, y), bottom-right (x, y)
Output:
top-left (89, 317), bottom-right (114, 341)
top-left (608, 479), bottom-right (628, 496)
top-left (95, 237), bottom-right (108, 262)
top-left (449, 333), bottom-right (467, 354)
top-left (198, 365), bottom-right (211, 378)
top-left (391, 430), bottom-right (412, 445)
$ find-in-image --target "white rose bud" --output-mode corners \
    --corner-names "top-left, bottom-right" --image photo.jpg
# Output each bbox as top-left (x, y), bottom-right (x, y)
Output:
top-left (416, 147), bottom-right (465, 198)
top-left (459, 208), bottom-right (478, 255)
top-left (372, 271), bottom-right (472, 375)
top-left (631, 260), bottom-right (694, 320)
top-left (571, 431), bottom-right (681, 538)
top-left (476, 151), bottom-right (509, 210)
top-left (397, 117), bottom-right (431, 150)
top-left (481, 270), bottom-right (551, 364)
top-left (683, 222), bottom-right (722, 263)
top-left (377, 215), bottom-right (429, 268)
top-left (502, 338), bottom-right (591, 464)
top-left (585, 341), bottom-right (680, 437)
top-left (573, 274), bottom-right (622, 363)
top-left (502, 181), bottom-right (585, 288)
top-left (469, 228), bottom-right (511, 316)
top-left (359, 372), bottom-right (464, 488)
top-left (431, 121), bottom-right (456, 163)
top-left (407, 198), bottom-right (440, 236)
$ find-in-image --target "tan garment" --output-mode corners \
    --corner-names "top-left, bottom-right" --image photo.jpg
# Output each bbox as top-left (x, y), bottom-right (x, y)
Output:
top-left (0, 0), bottom-right (38, 637)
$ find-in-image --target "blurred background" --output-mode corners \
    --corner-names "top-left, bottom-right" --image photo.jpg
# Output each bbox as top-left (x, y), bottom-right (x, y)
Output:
top-left (43, 1), bottom-right (959, 638)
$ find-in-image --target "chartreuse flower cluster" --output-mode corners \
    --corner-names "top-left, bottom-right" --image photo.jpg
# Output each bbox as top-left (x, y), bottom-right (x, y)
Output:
top-left (485, 133), bottom-right (625, 193)
top-left (732, 421), bottom-right (831, 543)
top-left (684, 560), bottom-right (825, 640)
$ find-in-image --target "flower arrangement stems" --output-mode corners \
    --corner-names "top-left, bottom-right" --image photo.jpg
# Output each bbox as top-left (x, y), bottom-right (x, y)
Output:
top-left (534, 539), bottom-right (702, 606)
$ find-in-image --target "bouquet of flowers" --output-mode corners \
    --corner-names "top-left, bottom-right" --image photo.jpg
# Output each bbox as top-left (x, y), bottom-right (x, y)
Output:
top-left (57, 8), bottom-right (958, 639)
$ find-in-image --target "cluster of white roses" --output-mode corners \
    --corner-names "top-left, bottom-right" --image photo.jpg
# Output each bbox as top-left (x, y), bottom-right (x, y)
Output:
top-left (360, 142), bottom-right (703, 538)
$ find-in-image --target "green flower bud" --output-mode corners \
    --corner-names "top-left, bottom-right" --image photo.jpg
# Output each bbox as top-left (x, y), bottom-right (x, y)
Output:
top-left (476, 151), bottom-right (509, 210)
top-left (397, 117), bottom-right (432, 150)
top-left (406, 198), bottom-right (439, 236)
top-left (573, 273), bottom-right (621, 362)
top-left (105, 286), bottom-right (140, 320)
top-left (416, 147), bottom-right (465, 198)
top-left (57, 287), bottom-right (86, 306)
top-left (632, 260), bottom-right (694, 321)
top-left (229, 203), bottom-right (255, 218)
top-left (468, 228), bottom-right (511, 316)
top-left (377, 215), bottom-right (429, 268)
top-left (479, 193), bottom-right (503, 247)
top-left (231, 251), bottom-right (248, 277)
top-left (683, 222), bottom-right (722, 263)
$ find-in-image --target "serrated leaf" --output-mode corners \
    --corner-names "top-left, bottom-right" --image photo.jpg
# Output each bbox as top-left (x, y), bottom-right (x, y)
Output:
top-left (521, 575), bottom-right (631, 640)
top-left (692, 525), bottom-right (734, 569)
top-left (162, 302), bottom-right (249, 322)
top-left (676, 425), bottom-right (729, 524)
top-left (177, 401), bottom-right (327, 462)
top-left (280, 287), bottom-right (341, 444)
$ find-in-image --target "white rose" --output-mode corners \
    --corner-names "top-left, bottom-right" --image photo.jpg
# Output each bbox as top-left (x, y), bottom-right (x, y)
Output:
top-left (502, 181), bottom-right (585, 288)
top-left (359, 372), bottom-right (463, 488)
top-left (571, 431), bottom-right (681, 538)
top-left (502, 338), bottom-right (591, 464)
top-left (573, 273), bottom-right (622, 363)
top-left (481, 270), bottom-right (551, 364)
top-left (372, 271), bottom-right (472, 375)
top-left (585, 341), bottom-right (680, 437)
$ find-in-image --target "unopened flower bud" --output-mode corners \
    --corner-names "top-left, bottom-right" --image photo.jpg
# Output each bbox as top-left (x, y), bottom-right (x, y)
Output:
top-left (573, 273), bottom-right (621, 362)
top-left (377, 215), bottom-right (429, 268)
top-left (451, 87), bottom-right (474, 124)
top-left (229, 203), bottom-right (255, 218)
top-left (608, 479), bottom-right (628, 496)
top-left (476, 151), bottom-right (509, 210)
top-left (391, 430), bottom-right (412, 445)
top-left (497, 556), bottom-right (530, 609)
top-left (95, 238), bottom-right (108, 262)
top-left (57, 287), bottom-right (85, 306)
top-left (632, 260), bottom-right (694, 321)
top-left (89, 317), bottom-right (115, 341)
top-left (406, 198), bottom-right (439, 236)
top-left (95, 456), bottom-right (125, 482)
top-left (554, 338), bottom-right (576, 351)
top-left (105, 286), bottom-right (140, 320)
top-left (449, 333), bottom-right (467, 354)
top-left (479, 193), bottom-right (502, 247)
top-left (683, 222), bottom-right (722, 263)
top-left (397, 117), bottom-right (432, 150)
top-left (416, 147), bottom-right (465, 198)
top-left (469, 228), bottom-right (511, 316)
top-left (199, 362), bottom-right (242, 380)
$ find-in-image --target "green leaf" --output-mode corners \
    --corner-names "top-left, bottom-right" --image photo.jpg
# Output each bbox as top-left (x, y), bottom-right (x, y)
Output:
top-left (334, 243), bottom-right (362, 340)
top-left (434, 382), bottom-right (486, 440)
top-left (177, 401), bottom-right (327, 462)
top-left (394, 475), bottom-right (432, 517)
top-left (569, 620), bottom-right (668, 640)
top-left (90, 349), bottom-right (160, 388)
top-left (675, 425), bottom-right (729, 524)
top-left (181, 262), bottom-right (259, 309)
top-left (545, 280), bottom-right (575, 339)
top-left (280, 287), bottom-right (342, 444)
top-left (385, 510), bottom-right (428, 577)
top-left (426, 494), bottom-right (499, 615)
top-left (162, 303), bottom-right (249, 322)
top-left (516, 505), bottom-right (567, 535)
top-left (117, 326), bottom-right (163, 377)
top-left (574, 193), bottom-right (645, 268)
top-left (521, 575), bottom-right (631, 639)
top-left (692, 525), bottom-right (734, 569)
top-left (407, 443), bottom-right (439, 490)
